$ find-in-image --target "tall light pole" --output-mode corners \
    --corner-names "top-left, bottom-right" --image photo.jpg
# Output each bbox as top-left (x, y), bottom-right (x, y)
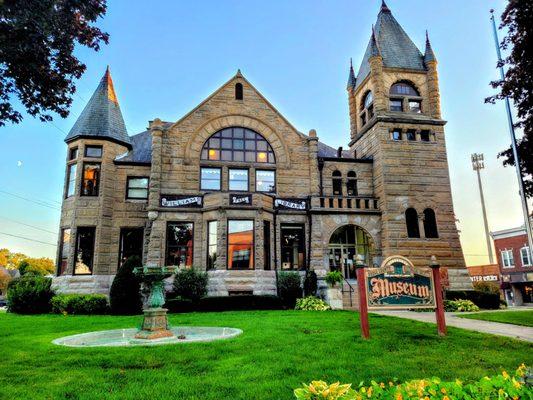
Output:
top-left (490, 10), bottom-right (533, 258)
top-left (472, 153), bottom-right (495, 264)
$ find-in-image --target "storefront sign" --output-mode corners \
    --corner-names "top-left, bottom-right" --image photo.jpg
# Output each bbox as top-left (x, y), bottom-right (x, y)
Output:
top-left (470, 275), bottom-right (499, 282)
top-left (160, 195), bottom-right (203, 208)
top-left (229, 194), bottom-right (252, 205)
top-left (274, 198), bottom-right (308, 211)
top-left (366, 256), bottom-right (435, 309)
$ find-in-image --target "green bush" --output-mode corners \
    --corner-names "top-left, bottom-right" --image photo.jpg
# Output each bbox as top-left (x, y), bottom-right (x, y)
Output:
top-left (295, 296), bottom-right (331, 311)
top-left (277, 271), bottom-right (302, 308)
top-left (172, 268), bottom-right (208, 303)
top-left (303, 270), bottom-right (318, 296)
top-left (294, 364), bottom-right (531, 400)
top-left (444, 299), bottom-right (479, 312)
top-left (325, 270), bottom-right (343, 287)
top-left (166, 295), bottom-right (283, 313)
top-left (110, 256), bottom-right (143, 315)
top-left (6, 275), bottom-right (54, 314)
top-left (51, 294), bottom-right (108, 315)
top-left (446, 290), bottom-right (499, 310)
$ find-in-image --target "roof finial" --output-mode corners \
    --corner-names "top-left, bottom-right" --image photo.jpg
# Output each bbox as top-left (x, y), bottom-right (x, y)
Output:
top-left (424, 30), bottom-right (437, 64)
top-left (347, 58), bottom-right (356, 90)
top-left (381, 0), bottom-right (390, 13)
top-left (236, 69), bottom-right (243, 77)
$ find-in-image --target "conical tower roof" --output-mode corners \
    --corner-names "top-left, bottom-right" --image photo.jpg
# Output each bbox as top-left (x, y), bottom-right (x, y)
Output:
top-left (355, 2), bottom-right (425, 88)
top-left (346, 58), bottom-right (357, 89)
top-left (424, 31), bottom-right (437, 64)
top-left (65, 67), bottom-right (131, 148)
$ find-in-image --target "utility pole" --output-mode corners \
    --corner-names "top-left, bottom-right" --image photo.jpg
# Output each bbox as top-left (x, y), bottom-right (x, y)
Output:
top-left (471, 153), bottom-right (494, 264)
top-left (490, 10), bottom-right (533, 257)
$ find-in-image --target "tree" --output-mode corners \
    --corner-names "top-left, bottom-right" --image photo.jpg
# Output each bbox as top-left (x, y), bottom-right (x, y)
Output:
top-left (109, 256), bottom-right (142, 315)
top-left (486, 1), bottom-right (533, 198)
top-left (0, 0), bottom-right (109, 126)
top-left (17, 257), bottom-right (55, 275)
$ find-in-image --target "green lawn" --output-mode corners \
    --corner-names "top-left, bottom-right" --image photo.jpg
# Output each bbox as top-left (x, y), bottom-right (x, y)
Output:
top-left (458, 310), bottom-right (533, 327)
top-left (0, 311), bottom-right (531, 400)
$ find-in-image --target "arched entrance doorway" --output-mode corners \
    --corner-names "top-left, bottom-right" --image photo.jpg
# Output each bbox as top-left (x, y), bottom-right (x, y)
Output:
top-left (328, 225), bottom-right (373, 280)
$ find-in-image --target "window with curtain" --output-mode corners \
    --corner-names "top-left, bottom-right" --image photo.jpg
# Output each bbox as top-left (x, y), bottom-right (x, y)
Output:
top-left (81, 163), bottom-right (100, 196)
top-left (229, 168), bottom-right (249, 191)
top-left (200, 167), bottom-right (221, 191)
top-left (256, 169), bottom-right (275, 192)
top-left (227, 220), bottom-right (254, 269)
top-left (126, 177), bottom-right (149, 199)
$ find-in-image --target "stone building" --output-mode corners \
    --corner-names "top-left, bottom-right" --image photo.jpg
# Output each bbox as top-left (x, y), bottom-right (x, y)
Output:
top-left (53, 2), bottom-right (470, 307)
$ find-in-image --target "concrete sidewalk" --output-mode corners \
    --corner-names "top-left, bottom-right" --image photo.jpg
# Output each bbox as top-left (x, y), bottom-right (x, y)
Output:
top-left (372, 310), bottom-right (533, 342)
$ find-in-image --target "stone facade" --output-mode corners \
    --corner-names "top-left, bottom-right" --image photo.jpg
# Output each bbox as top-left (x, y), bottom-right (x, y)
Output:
top-left (53, 3), bottom-right (471, 306)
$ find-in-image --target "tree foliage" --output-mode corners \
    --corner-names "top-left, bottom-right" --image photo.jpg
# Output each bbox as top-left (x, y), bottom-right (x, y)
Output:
top-left (0, 249), bottom-right (54, 274)
top-left (109, 256), bottom-right (142, 315)
top-left (0, 0), bottom-right (109, 126)
top-left (486, 1), bottom-right (533, 197)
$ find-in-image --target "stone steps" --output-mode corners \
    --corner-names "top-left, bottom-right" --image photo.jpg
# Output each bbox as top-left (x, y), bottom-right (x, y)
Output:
top-left (207, 270), bottom-right (278, 296)
top-left (342, 282), bottom-right (360, 311)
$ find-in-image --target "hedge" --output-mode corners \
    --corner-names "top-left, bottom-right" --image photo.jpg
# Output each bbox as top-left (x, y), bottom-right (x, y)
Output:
top-left (166, 295), bottom-right (283, 313)
top-left (7, 275), bottom-right (54, 314)
top-left (51, 294), bottom-right (109, 315)
top-left (446, 290), bottom-right (500, 310)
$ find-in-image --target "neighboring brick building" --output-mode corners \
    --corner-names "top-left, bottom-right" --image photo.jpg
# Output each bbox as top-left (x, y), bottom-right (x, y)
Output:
top-left (466, 264), bottom-right (500, 284)
top-left (53, 2), bottom-right (470, 306)
top-left (491, 225), bottom-right (533, 306)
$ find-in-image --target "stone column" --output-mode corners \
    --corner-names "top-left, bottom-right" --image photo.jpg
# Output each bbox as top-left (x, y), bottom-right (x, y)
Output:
top-left (426, 60), bottom-right (441, 119)
top-left (369, 54), bottom-right (386, 113)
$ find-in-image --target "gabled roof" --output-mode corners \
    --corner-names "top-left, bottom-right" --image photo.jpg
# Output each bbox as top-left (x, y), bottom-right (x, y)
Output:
top-left (65, 67), bottom-right (131, 148)
top-left (355, 1), bottom-right (426, 88)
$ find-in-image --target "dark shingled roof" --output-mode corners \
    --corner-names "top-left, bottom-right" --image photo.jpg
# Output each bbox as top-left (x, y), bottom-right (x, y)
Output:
top-left (355, 1), bottom-right (426, 88)
top-left (347, 59), bottom-right (357, 90)
top-left (114, 130), bottom-right (152, 164)
top-left (317, 141), bottom-right (352, 158)
top-left (65, 67), bottom-right (131, 148)
top-left (424, 31), bottom-right (437, 64)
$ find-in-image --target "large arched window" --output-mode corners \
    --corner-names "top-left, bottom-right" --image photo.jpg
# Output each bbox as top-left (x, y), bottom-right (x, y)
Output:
top-left (201, 127), bottom-right (275, 164)
top-left (332, 170), bottom-right (342, 195)
top-left (346, 171), bottom-right (357, 196)
top-left (423, 208), bottom-right (439, 238)
top-left (360, 90), bottom-right (374, 126)
top-left (389, 81), bottom-right (421, 113)
top-left (405, 208), bottom-right (420, 238)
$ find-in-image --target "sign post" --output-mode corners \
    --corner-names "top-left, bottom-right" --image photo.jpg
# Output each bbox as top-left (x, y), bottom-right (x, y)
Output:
top-left (430, 256), bottom-right (447, 336)
top-left (355, 255), bottom-right (370, 339)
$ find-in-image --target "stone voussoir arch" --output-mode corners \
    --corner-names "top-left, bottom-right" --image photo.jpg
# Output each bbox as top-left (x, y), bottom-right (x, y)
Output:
top-left (184, 114), bottom-right (291, 167)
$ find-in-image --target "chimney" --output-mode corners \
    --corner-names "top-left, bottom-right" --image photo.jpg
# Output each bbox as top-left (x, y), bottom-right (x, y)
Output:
top-left (337, 147), bottom-right (343, 158)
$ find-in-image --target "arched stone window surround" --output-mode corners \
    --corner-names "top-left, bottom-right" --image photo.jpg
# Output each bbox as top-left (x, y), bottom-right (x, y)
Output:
top-left (346, 171), bottom-right (357, 196)
top-left (184, 115), bottom-right (291, 167)
top-left (359, 90), bottom-right (374, 127)
top-left (389, 80), bottom-right (422, 113)
top-left (332, 170), bottom-right (342, 196)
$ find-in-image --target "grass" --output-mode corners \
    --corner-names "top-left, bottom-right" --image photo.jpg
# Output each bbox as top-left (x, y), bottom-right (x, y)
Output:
top-left (0, 311), bottom-right (531, 400)
top-left (458, 310), bottom-right (533, 327)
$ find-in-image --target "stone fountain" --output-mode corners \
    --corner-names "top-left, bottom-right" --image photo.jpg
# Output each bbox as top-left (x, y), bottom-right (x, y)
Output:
top-left (133, 265), bottom-right (175, 340)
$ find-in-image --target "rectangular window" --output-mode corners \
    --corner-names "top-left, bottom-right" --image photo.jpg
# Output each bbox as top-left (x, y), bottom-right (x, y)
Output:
top-left (166, 222), bottom-right (193, 267)
top-left (280, 225), bottom-right (306, 270)
top-left (420, 130), bottom-right (431, 142)
top-left (69, 147), bottom-right (78, 160)
top-left (263, 220), bottom-right (271, 271)
top-left (126, 177), bottom-right (149, 199)
top-left (406, 130), bottom-right (416, 141)
top-left (84, 145), bottom-right (103, 158)
top-left (229, 168), bottom-right (248, 191)
top-left (392, 129), bottom-right (402, 141)
top-left (228, 220), bottom-right (254, 269)
top-left (521, 247), bottom-right (532, 267)
top-left (360, 113), bottom-right (366, 126)
top-left (200, 167), bottom-right (221, 191)
top-left (501, 249), bottom-right (515, 268)
top-left (74, 227), bottom-right (95, 275)
top-left (207, 221), bottom-right (218, 270)
top-left (57, 228), bottom-right (71, 276)
top-left (66, 163), bottom-right (77, 198)
top-left (81, 163), bottom-right (100, 196)
top-left (256, 170), bottom-right (276, 192)
top-left (118, 228), bottom-right (144, 267)
top-left (409, 100), bottom-right (422, 113)
top-left (390, 99), bottom-right (403, 112)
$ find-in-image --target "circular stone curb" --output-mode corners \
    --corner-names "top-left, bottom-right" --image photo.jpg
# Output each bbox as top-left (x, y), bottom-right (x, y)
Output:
top-left (52, 326), bottom-right (243, 347)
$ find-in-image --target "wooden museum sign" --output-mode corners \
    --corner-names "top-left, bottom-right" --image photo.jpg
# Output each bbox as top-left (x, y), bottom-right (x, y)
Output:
top-left (355, 255), bottom-right (446, 339)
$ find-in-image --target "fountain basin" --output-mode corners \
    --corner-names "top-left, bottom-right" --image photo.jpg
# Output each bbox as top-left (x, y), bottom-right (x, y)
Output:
top-left (52, 326), bottom-right (243, 347)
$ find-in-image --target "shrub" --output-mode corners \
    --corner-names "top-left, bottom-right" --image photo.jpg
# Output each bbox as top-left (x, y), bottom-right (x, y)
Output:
top-left (166, 295), bottom-right (283, 313)
top-left (473, 281), bottom-right (500, 295)
top-left (446, 290), bottom-right (499, 310)
top-left (295, 296), bottom-right (331, 311)
top-left (444, 299), bottom-right (479, 312)
top-left (277, 271), bottom-right (302, 308)
top-left (303, 270), bottom-right (318, 296)
top-left (325, 271), bottom-right (343, 287)
top-left (294, 364), bottom-right (531, 400)
top-left (110, 256), bottom-right (142, 315)
top-left (51, 294), bottom-right (108, 315)
top-left (172, 268), bottom-right (208, 303)
top-left (6, 275), bottom-right (54, 314)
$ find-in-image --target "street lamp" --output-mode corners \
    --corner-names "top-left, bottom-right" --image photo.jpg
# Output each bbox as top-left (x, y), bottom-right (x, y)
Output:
top-left (471, 153), bottom-right (495, 264)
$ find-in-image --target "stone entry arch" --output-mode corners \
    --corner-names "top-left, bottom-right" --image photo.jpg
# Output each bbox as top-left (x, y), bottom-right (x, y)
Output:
top-left (328, 224), bottom-right (374, 280)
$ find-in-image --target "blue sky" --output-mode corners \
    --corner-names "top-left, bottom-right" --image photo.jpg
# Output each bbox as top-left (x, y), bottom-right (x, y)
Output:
top-left (0, 0), bottom-right (528, 266)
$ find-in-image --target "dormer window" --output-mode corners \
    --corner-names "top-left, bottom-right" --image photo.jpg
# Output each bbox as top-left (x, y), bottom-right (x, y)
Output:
top-left (389, 82), bottom-right (422, 113)
top-left (360, 91), bottom-right (374, 127)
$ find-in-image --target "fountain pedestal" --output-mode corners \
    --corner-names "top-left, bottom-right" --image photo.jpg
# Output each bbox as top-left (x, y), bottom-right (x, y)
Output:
top-left (135, 308), bottom-right (174, 339)
top-left (133, 266), bottom-right (176, 340)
